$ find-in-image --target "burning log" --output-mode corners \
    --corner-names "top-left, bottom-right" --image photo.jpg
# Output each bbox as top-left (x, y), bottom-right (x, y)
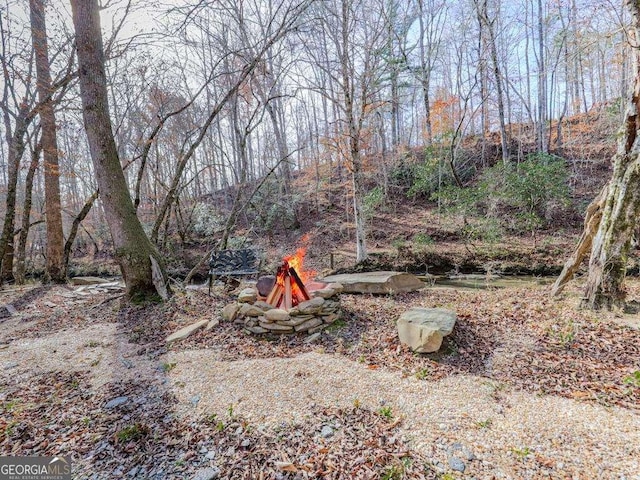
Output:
top-left (267, 261), bottom-right (310, 310)
top-left (266, 283), bottom-right (283, 305)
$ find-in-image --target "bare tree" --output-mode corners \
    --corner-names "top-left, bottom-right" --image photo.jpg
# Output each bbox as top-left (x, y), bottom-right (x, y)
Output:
top-left (305, 0), bottom-right (387, 262)
top-left (70, 0), bottom-right (168, 300)
top-left (474, 0), bottom-right (509, 163)
top-left (149, 0), bottom-right (311, 244)
top-left (0, 11), bottom-right (35, 282)
top-left (416, 0), bottom-right (447, 146)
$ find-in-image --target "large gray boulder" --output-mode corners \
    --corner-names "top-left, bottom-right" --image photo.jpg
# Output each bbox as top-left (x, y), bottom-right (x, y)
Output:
top-left (320, 271), bottom-right (424, 295)
top-left (397, 307), bottom-right (456, 353)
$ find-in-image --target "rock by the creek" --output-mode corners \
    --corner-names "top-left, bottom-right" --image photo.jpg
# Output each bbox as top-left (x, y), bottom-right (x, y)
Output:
top-left (237, 288), bottom-right (258, 303)
top-left (397, 307), bottom-right (456, 353)
top-left (321, 271), bottom-right (424, 295)
top-left (294, 317), bottom-right (323, 332)
top-left (239, 303), bottom-right (264, 317)
top-left (320, 425), bottom-right (334, 438)
top-left (256, 275), bottom-right (276, 297)
top-left (222, 303), bottom-right (240, 322)
top-left (448, 457), bottom-right (466, 473)
top-left (448, 442), bottom-right (475, 461)
top-left (71, 276), bottom-right (112, 285)
top-left (265, 308), bottom-right (290, 322)
top-left (313, 288), bottom-right (336, 299)
top-left (327, 282), bottom-right (344, 293)
top-left (297, 297), bottom-right (325, 314)
top-left (166, 319), bottom-right (209, 343)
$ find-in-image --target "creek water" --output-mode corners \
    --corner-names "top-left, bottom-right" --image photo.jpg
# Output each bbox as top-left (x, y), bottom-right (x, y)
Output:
top-left (424, 274), bottom-right (554, 290)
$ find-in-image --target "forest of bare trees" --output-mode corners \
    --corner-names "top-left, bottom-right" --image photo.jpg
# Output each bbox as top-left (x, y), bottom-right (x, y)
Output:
top-left (0, 0), bottom-right (633, 299)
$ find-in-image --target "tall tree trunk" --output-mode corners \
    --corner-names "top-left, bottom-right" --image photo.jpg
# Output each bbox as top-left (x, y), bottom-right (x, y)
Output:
top-left (0, 105), bottom-right (29, 284)
top-left (70, 0), bottom-right (168, 300)
top-left (417, 0), bottom-right (433, 145)
top-left (478, 0), bottom-right (509, 163)
top-left (537, 0), bottom-right (548, 152)
top-left (339, 0), bottom-right (368, 263)
top-left (15, 138), bottom-right (42, 284)
top-left (30, 0), bottom-right (65, 282)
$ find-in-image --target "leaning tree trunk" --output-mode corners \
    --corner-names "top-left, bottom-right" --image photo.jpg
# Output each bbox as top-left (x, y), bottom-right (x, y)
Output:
top-left (558, 0), bottom-right (640, 310)
top-left (582, 135), bottom-right (640, 309)
top-left (30, 0), bottom-right (66, 282)
top-left (70, 0), bottom-right (168, 300)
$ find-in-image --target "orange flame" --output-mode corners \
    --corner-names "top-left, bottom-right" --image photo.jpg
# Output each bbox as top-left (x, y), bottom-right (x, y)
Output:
top-left (283, 246), bottom-right (315, 284)
top-left (270, 239), bottom-right (316, 308)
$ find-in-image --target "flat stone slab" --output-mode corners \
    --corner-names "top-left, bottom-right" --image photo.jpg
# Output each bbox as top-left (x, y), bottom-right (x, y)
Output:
top-left (70, 276), bottom-right (113, 285)
top-left (104, 396), bottom-right (129, 409)
top-left (166, 320), bottom-right (209, 343)
top-left (321, 271), bottom-right (424, 294)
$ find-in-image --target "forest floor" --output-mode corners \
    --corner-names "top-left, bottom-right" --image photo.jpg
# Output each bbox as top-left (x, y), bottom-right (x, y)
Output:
top-left (1, 275), bottom-right (639, 479)
top-left (1, 109), bottom-right (635, 478)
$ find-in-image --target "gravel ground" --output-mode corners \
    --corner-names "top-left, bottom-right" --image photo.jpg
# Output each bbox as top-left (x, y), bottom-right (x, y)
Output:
top-left (168, 350), bottom-right (640, 479)
top-left (1, 283), bottom-right (639, 479)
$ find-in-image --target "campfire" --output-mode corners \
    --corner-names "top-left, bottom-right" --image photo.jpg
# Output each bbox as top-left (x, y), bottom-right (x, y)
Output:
top-left (223, 244), bottom-right (343, 335)
top-left (265, 247), bottom-right (315, 310)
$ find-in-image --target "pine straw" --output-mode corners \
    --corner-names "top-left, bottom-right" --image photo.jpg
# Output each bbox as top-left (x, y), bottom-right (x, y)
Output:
top-left (0, 370), bottom-right (433, 479)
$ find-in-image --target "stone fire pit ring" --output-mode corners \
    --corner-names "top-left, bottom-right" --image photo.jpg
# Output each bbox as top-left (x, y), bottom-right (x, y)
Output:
top-left (222, 282), bottom-right (344, 335)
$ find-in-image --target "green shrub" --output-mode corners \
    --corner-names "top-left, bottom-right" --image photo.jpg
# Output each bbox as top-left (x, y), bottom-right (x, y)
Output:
top-left (407, 157), bottom-right (454, 200)
top-left (433, 153), bottom-right (571, 235)
top-left (116, 424), bottom-right (148, 443)
top-left (501, 153), bottom-right (570, 220)
top-left (413, 233), bottom-right (434, 246)
top-left (390, 160), bottom-right (416, 191)
top-left (363, 186), bottom-right (385, 218)
top-left (192, 202), bottom-right (225, 236)
top-left (389, 146), bottom-right (457, 199)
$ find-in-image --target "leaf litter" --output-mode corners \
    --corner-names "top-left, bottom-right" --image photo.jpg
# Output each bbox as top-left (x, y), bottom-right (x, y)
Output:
top-left (1, 279), bottom-right (639, 478)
